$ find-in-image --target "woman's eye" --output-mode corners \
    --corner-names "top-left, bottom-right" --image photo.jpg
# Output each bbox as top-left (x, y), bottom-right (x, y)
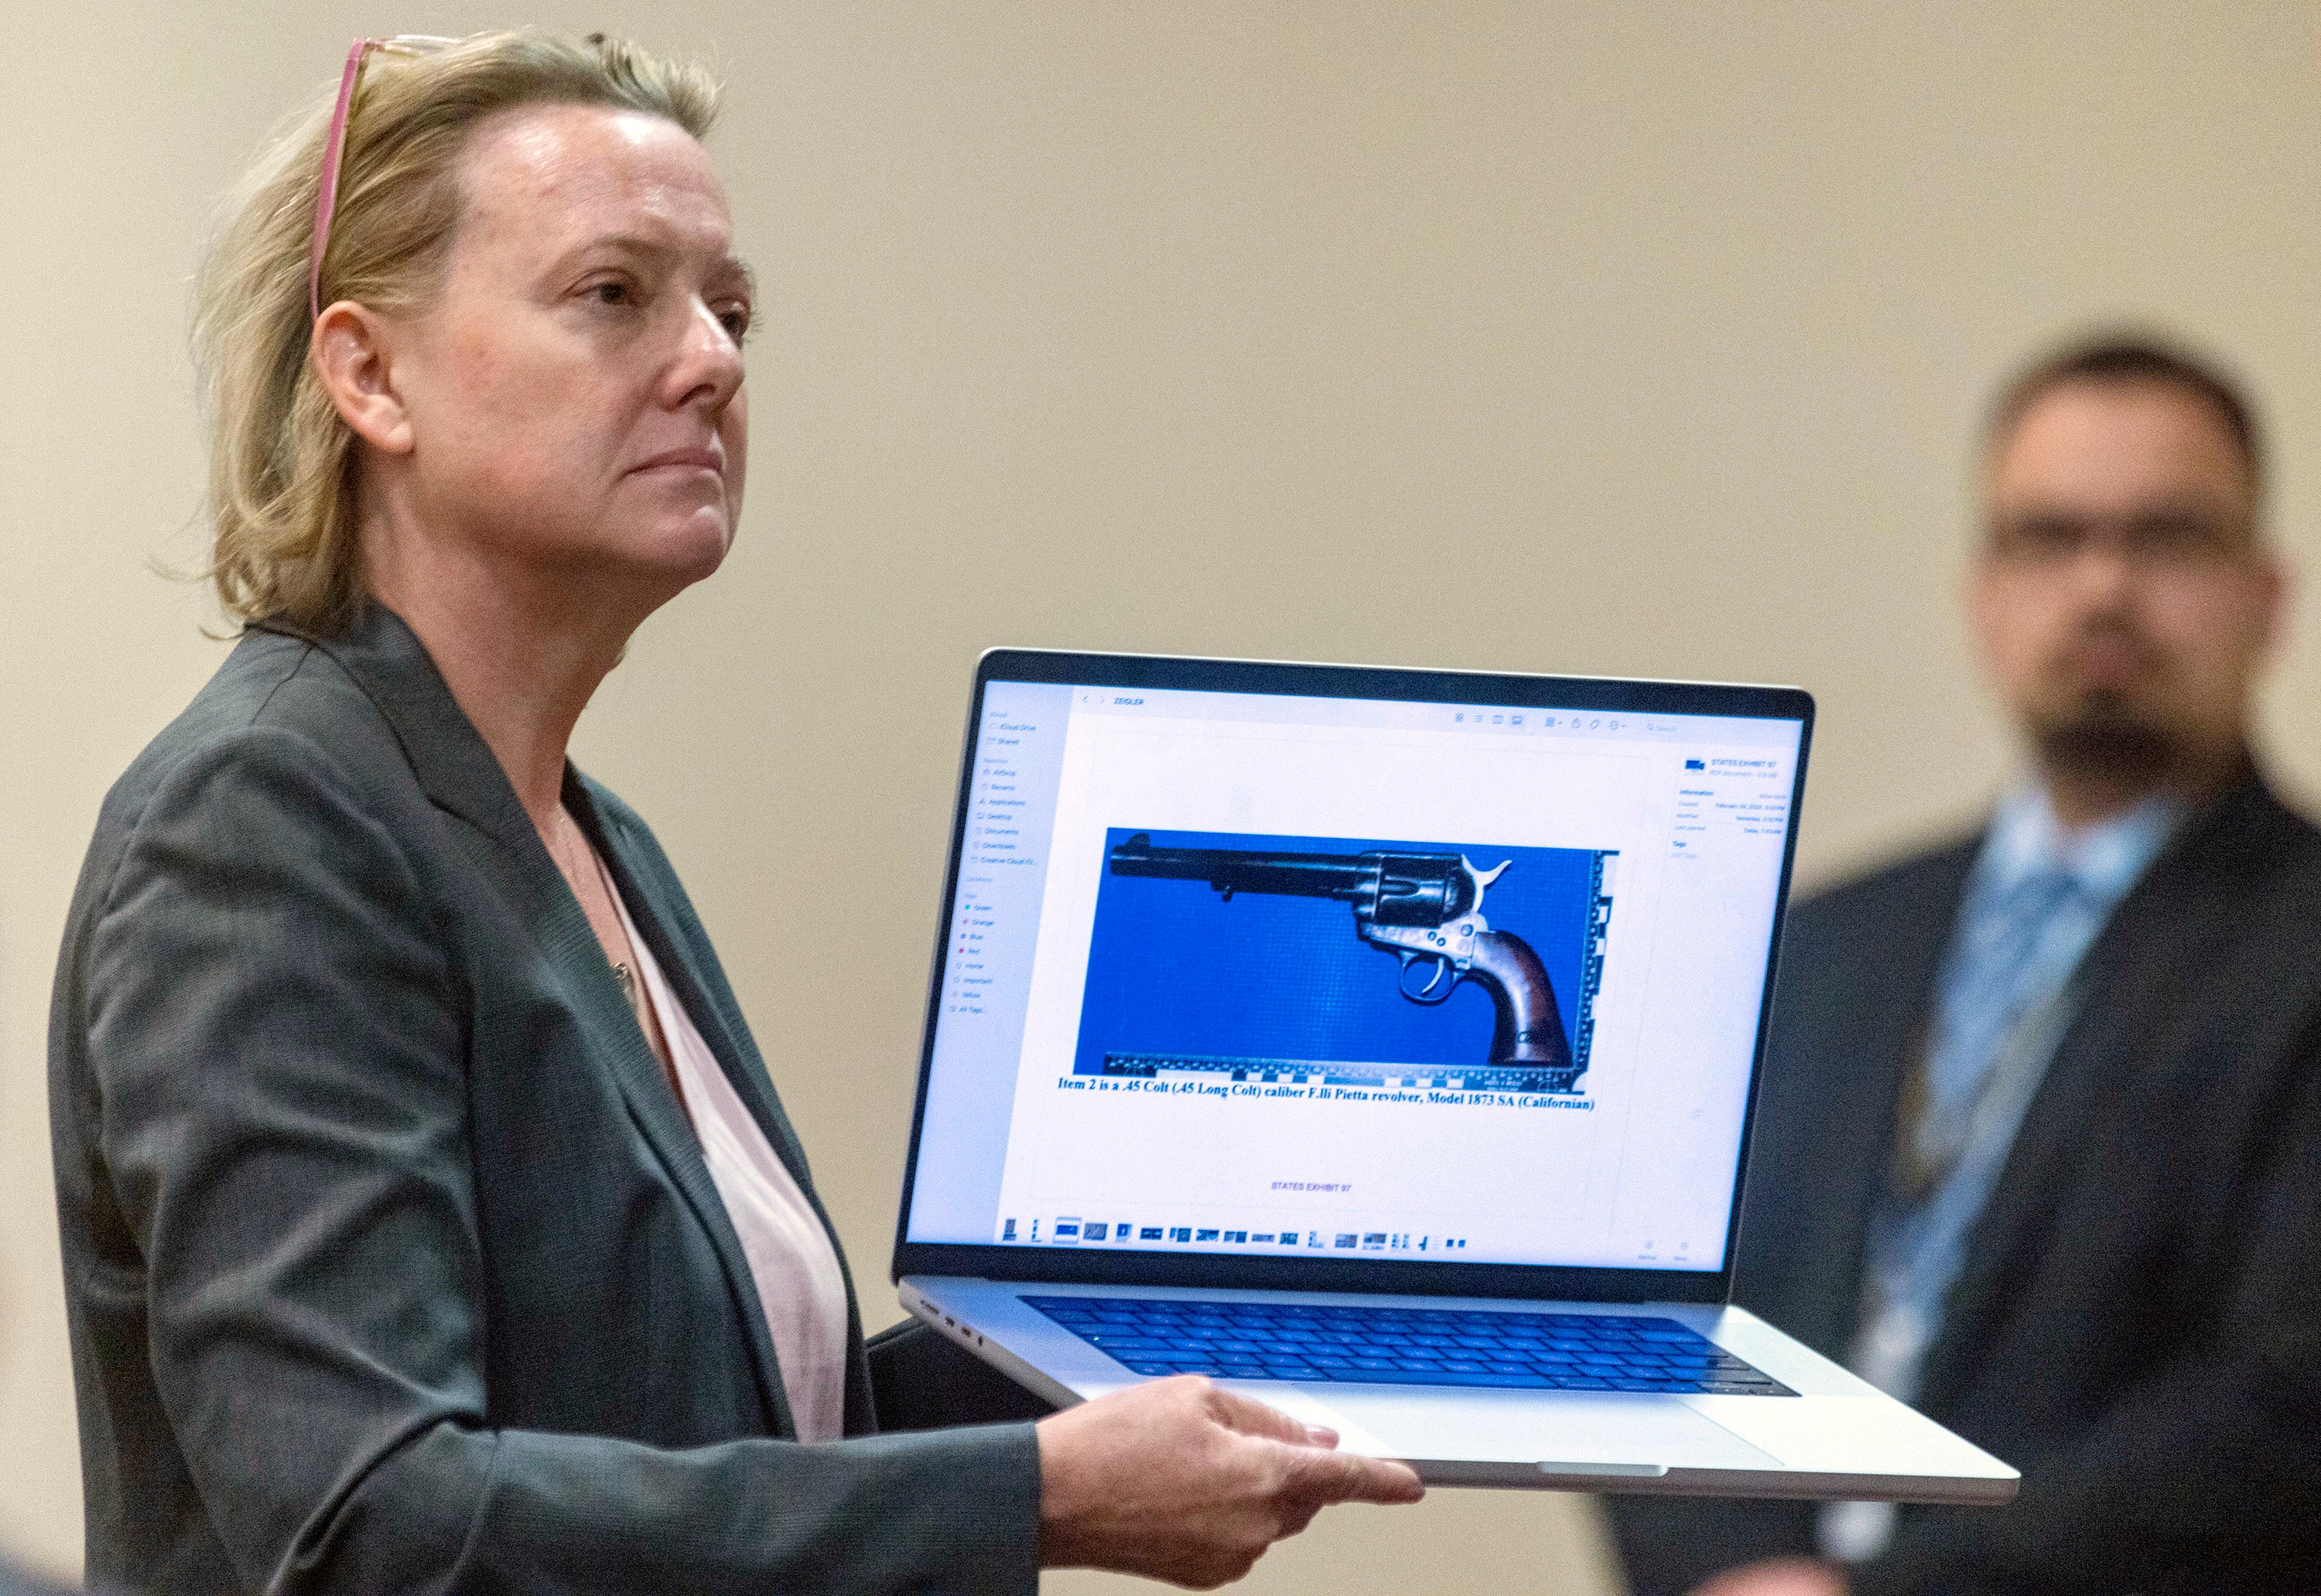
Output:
top-left (590, 280), bottom-right (632, 307)
top-left (718, 306), bottom-right (754, 343)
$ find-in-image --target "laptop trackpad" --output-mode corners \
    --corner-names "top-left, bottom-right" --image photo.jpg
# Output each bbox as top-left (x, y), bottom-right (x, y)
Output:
top-left (1284, 1386), bottom-right (1783, 1471)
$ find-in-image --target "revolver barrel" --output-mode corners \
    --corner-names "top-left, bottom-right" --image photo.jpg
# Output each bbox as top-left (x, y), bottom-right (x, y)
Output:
top-left (1106, 834), bottom-right (1373, 902)
top-left (1106, 834), bottom-right (1475, 924)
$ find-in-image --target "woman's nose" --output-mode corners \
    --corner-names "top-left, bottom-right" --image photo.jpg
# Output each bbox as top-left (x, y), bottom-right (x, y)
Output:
top-left (664, 298), bottom-right (745, 410)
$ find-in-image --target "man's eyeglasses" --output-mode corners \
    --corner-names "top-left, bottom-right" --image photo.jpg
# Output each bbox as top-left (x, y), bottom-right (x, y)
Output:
top-left (309, 36), bottom-right (456, 323)
top-left (1985, 509), bottom-right (2252, 571)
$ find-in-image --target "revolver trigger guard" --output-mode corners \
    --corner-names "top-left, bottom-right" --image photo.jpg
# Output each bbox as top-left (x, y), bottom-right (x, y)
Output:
top-left (1397, 951), bottom-right (1457, 1005)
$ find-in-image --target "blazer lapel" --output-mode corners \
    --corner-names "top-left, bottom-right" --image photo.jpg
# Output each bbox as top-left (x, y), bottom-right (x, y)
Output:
top-left (533, 818), bottom-right (800, 1437)
top-left (1821, 856), bottom-right (1971, 1322)
top-left (579, 805), bottom-right (818, 1189)
top-left (1739, 840), bottom-right (1974, 1360)
top-left (257, 606), bottom-right (799, 1433)
top-left (571, 779), bottom-right (878, 1430)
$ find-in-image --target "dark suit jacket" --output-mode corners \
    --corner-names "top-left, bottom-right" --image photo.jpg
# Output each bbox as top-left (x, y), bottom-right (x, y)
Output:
top-left (50, 604), bottom-right (1051, 1594)
top-left (1612, 774), bottom-right (2321, 1596)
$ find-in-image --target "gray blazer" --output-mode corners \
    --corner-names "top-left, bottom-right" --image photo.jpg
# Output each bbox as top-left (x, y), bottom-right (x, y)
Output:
top-left (50, 603), bottom-right (1042, 1594)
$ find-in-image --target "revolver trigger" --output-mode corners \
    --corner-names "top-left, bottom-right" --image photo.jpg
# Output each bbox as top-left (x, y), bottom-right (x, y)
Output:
top-left (1398, 952), bottom-right (1455, 1004)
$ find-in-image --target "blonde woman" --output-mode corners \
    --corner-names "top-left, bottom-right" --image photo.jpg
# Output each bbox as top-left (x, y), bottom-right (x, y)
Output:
top-left (50, 32), bottom-right (1420, 1594)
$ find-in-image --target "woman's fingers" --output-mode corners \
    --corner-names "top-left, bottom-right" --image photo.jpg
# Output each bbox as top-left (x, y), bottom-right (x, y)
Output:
top-left (1037, 1376), bottom-right (1424, 1585)
top-left (1275, 1435), bottom-right (1427, 1507)
top-left (1200, 1383), bottom-right (1423, 1504)
top-left (1202, 1382), bottom-right (1325, 1446)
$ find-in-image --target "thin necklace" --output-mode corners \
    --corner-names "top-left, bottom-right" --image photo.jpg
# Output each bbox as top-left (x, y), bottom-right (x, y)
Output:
top-left (572, 812), bottom-right (646, 1022)
top-left (566, 813), bottom-right (685, 1109)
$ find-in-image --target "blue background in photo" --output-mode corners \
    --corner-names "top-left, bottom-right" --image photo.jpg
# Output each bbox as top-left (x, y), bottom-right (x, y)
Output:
top-left (1073, 827), bottom-right (1597, 1074)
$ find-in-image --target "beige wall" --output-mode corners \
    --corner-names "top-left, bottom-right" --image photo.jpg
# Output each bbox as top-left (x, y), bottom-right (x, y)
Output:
top-left (7, 3), bottom-right (2321, 1588)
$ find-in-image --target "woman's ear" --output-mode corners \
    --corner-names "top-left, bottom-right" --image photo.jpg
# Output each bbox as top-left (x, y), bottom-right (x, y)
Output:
top-left (309, 302), bottom-right (415, 456)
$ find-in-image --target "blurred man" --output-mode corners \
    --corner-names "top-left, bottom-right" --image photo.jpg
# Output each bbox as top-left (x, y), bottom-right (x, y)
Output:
top-left (1612, 337), bottom-right (2321, 1596)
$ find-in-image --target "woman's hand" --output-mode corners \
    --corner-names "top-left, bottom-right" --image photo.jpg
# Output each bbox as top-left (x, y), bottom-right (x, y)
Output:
top-left (1036, 1376), bottom-right (1425, 1587)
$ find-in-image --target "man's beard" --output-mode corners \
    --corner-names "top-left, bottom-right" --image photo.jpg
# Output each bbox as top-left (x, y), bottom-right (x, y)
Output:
top-left (2026, 690), bottom-right (2184, 786)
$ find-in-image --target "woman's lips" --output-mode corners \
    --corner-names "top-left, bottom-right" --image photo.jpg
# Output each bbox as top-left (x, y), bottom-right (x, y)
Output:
top-left (629, 446), bottom-right (724, 477)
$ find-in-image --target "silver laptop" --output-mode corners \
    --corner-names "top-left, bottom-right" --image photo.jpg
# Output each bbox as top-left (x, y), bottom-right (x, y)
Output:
top-left (890, 649), bottom-right (2016, 1502)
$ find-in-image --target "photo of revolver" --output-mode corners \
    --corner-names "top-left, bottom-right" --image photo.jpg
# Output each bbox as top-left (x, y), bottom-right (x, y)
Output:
top-left (1106, 833), bottom-right (1572, 1071)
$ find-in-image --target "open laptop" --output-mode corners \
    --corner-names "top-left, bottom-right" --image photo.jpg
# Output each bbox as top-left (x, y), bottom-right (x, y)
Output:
top-left (890, 649), bottom-right (2016, 1502)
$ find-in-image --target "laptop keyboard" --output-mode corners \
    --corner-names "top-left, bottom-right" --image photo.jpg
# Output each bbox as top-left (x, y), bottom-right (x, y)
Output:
top-left (1023, 1295), bottom-right (1796, 1396)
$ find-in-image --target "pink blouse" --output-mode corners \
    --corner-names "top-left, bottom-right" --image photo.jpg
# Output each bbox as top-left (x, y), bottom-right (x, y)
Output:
top-left (603, 870), bottom-right (850, 1443)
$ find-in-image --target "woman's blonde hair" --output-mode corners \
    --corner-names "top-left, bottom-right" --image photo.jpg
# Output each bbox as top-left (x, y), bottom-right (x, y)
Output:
top-left (194, 30), bottom-right (719, 634)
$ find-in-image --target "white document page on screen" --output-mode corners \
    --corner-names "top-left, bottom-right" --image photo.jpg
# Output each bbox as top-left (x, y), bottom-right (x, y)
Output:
top-left (979, 702), bottom-right (1794, 1273)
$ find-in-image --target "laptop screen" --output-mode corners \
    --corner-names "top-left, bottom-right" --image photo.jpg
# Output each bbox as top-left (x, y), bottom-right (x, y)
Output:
top-left (898, 657), bottom-right (1808, 1283)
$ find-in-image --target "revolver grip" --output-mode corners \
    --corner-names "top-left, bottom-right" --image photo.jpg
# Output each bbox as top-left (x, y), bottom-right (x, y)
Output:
top-left (1462, 930), bottom-right (1571, 1069)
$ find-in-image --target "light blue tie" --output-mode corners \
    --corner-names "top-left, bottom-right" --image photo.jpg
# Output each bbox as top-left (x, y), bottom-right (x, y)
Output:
top-left (1908, 863), bottom-right (2084, 1194)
